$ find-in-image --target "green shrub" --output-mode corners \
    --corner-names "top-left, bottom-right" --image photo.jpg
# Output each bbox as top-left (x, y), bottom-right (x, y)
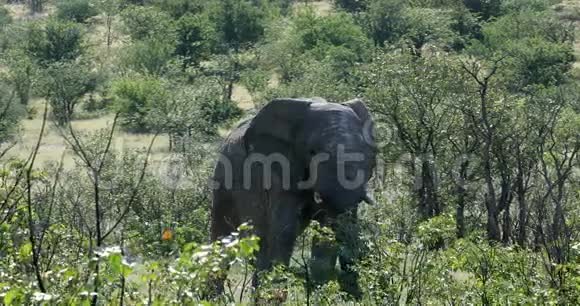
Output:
top-left (56, 0), bottom-right (98, 23)
top-left (174, 13), bottom-right (217, 68)
top-left (41, 61), bottom-right (98, 125)
top-left (0, 83), bottom-right (25, 144)
top-left (121, 38), bottom-right (175, 75)
top-left (111, 75), bottom-right (169, 132)
top-left (25, 19), bottom-right (84, 65)
top-left (0, 5), bottom-right (12, 27)
top-left (120, 5), bottom-right (175, 41)
top-left (153, 0), bottom-right (206, 18)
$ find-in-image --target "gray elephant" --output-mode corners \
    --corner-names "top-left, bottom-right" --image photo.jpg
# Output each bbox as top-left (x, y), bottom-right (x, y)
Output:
top-left (210, 98), bottom-right (376, 297)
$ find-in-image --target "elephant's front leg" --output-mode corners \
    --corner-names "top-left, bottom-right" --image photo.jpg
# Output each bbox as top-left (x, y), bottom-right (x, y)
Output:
top-left (254, 192), bottom-right (303, 283)
top-left (309, 209), bottom-right (338, 287)
top-left (335, 208), bottom-right (363, 299)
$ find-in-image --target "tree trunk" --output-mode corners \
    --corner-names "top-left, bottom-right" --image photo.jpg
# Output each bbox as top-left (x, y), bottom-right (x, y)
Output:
top-left (516, 168), bottom-right (527, 247)
top-left (483, 144), bottom-right (501, 242)
top-left (501, 202), bottom-right (511, 244)
top-left (417, 157), bottom-right (439, 219)
top-left (455, 160), bottom-right (469, 238)
top-left (486, 207), bottom-right (501, 242)
top-left (29, 0), bottom-right (43, 14)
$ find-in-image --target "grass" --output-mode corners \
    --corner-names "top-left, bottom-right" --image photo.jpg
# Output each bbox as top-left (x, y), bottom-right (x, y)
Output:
top-left (5, 100), bottom-right (170, 169)
top-left (294, 0), bottom-right (334, 16)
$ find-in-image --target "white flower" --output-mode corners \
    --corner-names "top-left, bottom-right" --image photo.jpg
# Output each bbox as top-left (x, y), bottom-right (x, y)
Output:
top-left (95, 246), bottom-right (122, 257)
top-left (32, 292), bottom-right (54, 302)
top-left (192, 251), bottom-right (209, 261)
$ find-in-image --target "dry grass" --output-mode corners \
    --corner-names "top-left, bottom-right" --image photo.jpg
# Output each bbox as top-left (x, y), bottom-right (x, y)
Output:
top-left (4, 2), bottom-right (55, 22)
top-left (232, 84), bottom-right (255, 110)
top-left (6, 101), bottom-right (170, 169)
top-left (294, 0), bottom-right (334, 16)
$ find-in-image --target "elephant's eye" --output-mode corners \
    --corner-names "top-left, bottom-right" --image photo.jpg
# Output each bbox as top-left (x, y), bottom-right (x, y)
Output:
top-left (309, 150), bottom-right (316, 156)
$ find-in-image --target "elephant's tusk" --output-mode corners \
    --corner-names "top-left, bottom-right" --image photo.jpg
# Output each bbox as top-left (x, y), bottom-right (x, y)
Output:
top-left (314, 192), bottom-right (323, 204)
top-left (362, 193), bottom-right (375, 205)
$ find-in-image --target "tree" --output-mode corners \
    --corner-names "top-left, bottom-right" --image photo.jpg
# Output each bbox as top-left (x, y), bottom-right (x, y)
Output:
top-left (42, 61), bottom-right (97, 125)
top-left (0, 5), bottom-right (12, 27)
top-left (153, 0), bottom-right (206, 18)
top-left (121, 38), bottom-right (175, 75)
top-left (25, 19), bottom-right (84, 65)
top-left (111, 75), bottom-right (169, 132)
top-left (0, 83), bottom-right (25, 146)
top-left (334, 0), bottom-right (369, 12)
top-left (463, 0), bottom-right (501, 20)
top-left (400, 8), bottom-right (456, 55)
top-left (95, 0), bottom-right (122, 52)
top-left (56, 0), bottom-right (99, 23)
top-left (361, 0), bottom-right (407, 46)
top-left (174, 13), bottom-right (217, 68)
top-left (364, 53), bottom-right (463, 220)
top-left (210, 0), bottom-right (267, 51)
top-left (120, 5), bottom-right (175, 41)
top-left (147, 77), bottom-right (240, 150)
top-left (1, 50), bottom-right (36, 105)
top-left (264, 9), bottom-right (371, 83)
top-left (29, 0), bottom-right (45, 14)
top-left (468, 10), bottom-right (575, 90)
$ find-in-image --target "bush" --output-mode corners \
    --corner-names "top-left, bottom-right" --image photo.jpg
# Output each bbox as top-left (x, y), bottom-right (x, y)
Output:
top-left (469, 10), bottom-right (575, 89)
top-left (335, 0), bottom-right (369, 12)
top-left (121, 38), bottom-right (175, 75)
top-left (209, 0), bottom-right (268, 50)
top-left (0, 5), bottom-right (12, 27)
top-left (174, 13), bottom-right (217, 68)
top-left (121, 5), bottom-right (175, 41)
top-left (42, 61), bottom-right (98, 125)
top-left (153, 0), bottom-right (206, 18)
top-left (0, 82), bottom-right (25, 144)
top-left (56, 0), bottom-right (98, 23)
top-left (25, 19), bottom-right (84, 65)
top-left (111, 75), bottom-right (169, 132)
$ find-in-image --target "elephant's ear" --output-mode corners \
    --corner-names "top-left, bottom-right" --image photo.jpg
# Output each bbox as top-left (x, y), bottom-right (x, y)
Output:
top-left (344, 98), bottom-right (376, 144)
top-left (344, 98), bottom-right (371, 123)
top-left (245, 99), bottom-right (312, 146)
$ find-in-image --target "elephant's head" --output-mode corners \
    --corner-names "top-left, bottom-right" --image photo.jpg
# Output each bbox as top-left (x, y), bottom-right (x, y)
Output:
top-left (244, 98), bottom-right (376, 214)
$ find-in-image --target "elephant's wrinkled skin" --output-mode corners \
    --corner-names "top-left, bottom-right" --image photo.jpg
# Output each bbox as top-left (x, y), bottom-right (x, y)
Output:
top-left (210, 98), bottom-right (376, 296)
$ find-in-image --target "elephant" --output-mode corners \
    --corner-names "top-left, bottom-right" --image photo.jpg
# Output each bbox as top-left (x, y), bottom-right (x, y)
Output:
top-left (210, 97), bottom-right (376, 297)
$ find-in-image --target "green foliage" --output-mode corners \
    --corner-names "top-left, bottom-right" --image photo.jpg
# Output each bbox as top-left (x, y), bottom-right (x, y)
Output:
top-left (121, 37), bottom-right (175, 75)
top-left (121, 5), bottom-right (175, 41)
top-left (335, 0), bottom-right (369, 12)
top-left (209, 0), bottom-right (268, 50)
top-left (56, 0), bottom-right (99, 23)
top-left (290, 10), bottom-right (371, 63)
top-left (0, 84), bottom-right (25, 145)
top-left (264, 9), bottom-right (371, 85)
top-left (500, 0), bottom-right (556, 14)
top-left (25, 19), bottom-right (84, 65)
top-left (0, 50), bottom-right (36, 105)
top-left (361, 0), bottom-right (407, 46)
top-left (154, 0), bottom-right (206, 18)
top-left (174, 13), bottom-right (217, 67)
top-left (417, 214), bottom-right (456, 248)
top-left (0, 5), bottom-right (12, 27)
top-left (41, 61), bottom-right (97, 125)
top-left (148, 76), bottom-right (241, 136)
top-left (469, 10), bottom-right (575, 88)
top-left (463, 0), bottom-right (501, 20)
top-left (111, 75), bottom-right (169, 132)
